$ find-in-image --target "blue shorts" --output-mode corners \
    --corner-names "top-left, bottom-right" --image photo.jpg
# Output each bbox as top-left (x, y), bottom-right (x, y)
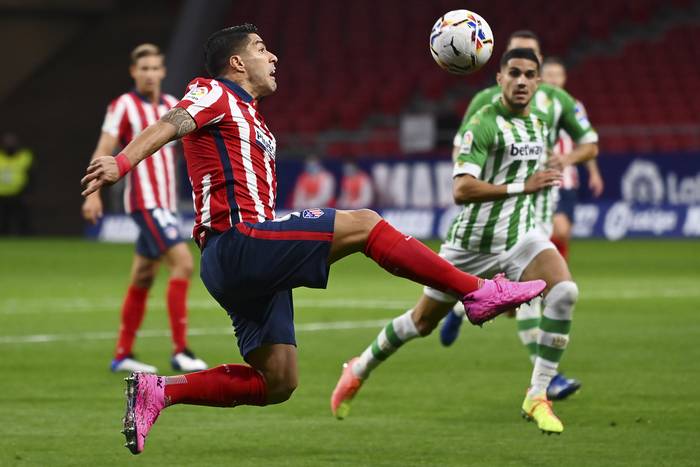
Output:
top-left (131, 208), bottom-right (184, 259)
top-left (554, 189), bottom-right (577, 223)
top-left (200, 208), bottom-right (336, 358)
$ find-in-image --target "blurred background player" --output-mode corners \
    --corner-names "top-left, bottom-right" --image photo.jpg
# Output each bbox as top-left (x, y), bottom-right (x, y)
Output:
top-left (290, 155), bottom-right (336, 209)
top-left (439, 30), bottom-right (599, 401)
top-left (336, 161), bottom-right (374, 209)
top-left (541, 56), bottom-right (604, 260)
top-left (332, 49), bottom-right (571, 433)
top-left (81, 43), bottom-right (207, 374)
top-left (0, 132), bottom-right (34, 235)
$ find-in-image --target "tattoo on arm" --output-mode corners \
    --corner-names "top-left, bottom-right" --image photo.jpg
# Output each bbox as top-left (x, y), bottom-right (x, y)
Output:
top-left (162, 108), bottom-right (197, 138)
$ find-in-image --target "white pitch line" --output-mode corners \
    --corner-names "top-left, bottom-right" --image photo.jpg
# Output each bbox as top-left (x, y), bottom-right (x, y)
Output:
top-left (1, 288), bottom-right (698, 316)
top-left (0, 319), bottom-right (391, 345)
top-left (0, 298), bottom-right (414, 315)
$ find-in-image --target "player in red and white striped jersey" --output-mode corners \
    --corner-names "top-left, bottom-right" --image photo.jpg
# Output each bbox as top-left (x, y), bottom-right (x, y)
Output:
top-left (81, 44), bottom-right (207, 375)
top-left (82, 25), bottom-right (545, 455)
top-left (542, 57), bottom-right (604, 260)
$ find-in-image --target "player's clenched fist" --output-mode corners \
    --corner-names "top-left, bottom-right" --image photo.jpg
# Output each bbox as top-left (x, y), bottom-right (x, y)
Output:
top-left (81, 156), bottom-right (119, 197)
top-left (524, 169), bottom-right (562, 194)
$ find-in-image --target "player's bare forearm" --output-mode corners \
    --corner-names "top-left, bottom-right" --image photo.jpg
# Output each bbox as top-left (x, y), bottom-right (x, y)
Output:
top-left (119, 108), bottom-right (195, 167)
top-left (85, 133), bottom-right (119, 197)
top-left (453, 170), bottom-right (562, 204)
top-left (584, 157), bottom-right (600, 174)
top-left (565, 143), bottom-right (599, 166)
top-left (81, 109), bottom-right (194, 196)
top-left (453, 175), bottom-right (509, 203)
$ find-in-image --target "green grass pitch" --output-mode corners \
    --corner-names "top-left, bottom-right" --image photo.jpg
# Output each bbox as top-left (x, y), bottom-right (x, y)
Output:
top-left (0, 238), bottom-right (698, 466)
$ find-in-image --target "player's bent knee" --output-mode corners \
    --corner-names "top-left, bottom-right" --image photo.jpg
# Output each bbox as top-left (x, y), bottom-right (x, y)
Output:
top-left (346, 208), bottom-right (382, 234)
top-left (266, 378), bottom-right (298, 404)
top-left (544, 281), bottom-right (579, 318)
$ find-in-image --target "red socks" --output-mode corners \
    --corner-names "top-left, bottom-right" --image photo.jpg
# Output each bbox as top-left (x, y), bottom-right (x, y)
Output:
top-left (164, 364), bottom-right (267, 407)
top-left (115, 285), bottom-right (149, 359)
top-left (551, 236), bottom-right (569, 261)
top-left (364, 220), bottom-right (481, 297)
top-left (167, 278), bottom-right (189, 353)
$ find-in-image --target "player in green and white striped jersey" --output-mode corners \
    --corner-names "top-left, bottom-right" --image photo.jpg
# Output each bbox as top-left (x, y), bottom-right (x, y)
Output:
top-left (441, 30), bottom-right (599, 403)
top-left (331, 49), bottom-right (572, 434)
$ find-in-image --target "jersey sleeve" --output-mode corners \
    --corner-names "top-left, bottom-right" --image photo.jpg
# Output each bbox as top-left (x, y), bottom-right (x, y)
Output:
top-left (175, 79), bottom-right (227, 128)
top-left (453, 109), bottom-right (494, 179)
top-left (555, 88), bottom-right (598, 145)
top-left (454, 86), bottom-right (498, 147)
top-left (101, 97), bottom-right (129, 140)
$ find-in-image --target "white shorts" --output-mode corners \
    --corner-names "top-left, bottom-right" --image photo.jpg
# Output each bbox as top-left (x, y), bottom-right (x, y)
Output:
top-left (424, 229), bottom-right (556, 303)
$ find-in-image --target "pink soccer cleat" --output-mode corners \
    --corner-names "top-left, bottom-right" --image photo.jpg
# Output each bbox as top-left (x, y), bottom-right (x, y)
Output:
top-left (330, 357), bottom-right (364, 420)
top-left (462, 273), bottom-right (546, 326)
top-left (122, 372), bottom-right (165, 455)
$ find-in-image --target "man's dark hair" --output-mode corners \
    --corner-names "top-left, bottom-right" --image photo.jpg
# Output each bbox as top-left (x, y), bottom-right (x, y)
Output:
top-left (508, 29), bottom-right (540, 45)
top-left (542, 56), bottom-right (565, 68)
top-left (500, 47), bottom-right (541, 70)
top-left (204, 23), bottom-right (258, 77)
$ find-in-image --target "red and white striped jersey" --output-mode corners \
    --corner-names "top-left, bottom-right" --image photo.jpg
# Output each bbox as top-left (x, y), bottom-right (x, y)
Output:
top-left (552, 99), bottom-right (590, 190)
top-left (553, 129), bottom-right (579, 190)
top-left (102, 91), bottom-right (179, 213)
top-left (175, 77), bottom-right (277, 245)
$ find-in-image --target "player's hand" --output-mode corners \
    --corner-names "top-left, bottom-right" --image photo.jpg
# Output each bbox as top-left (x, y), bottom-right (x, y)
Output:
top-left (81, 156), bottom-right (119, 197)
top-left (81, 194), bottom-right (103, 224)
top-left (524, 169), bottom-right (562, 194)
top-left (588, 171), bottom-right (604, 198)
top-left (546, 153), bottom-right (568, 172)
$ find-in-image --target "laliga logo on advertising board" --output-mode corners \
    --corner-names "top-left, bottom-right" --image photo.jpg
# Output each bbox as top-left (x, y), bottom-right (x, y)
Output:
top-left (604, 160), bottom-right (692, 240)
top-left (621, 160), bottom-right (664, 205)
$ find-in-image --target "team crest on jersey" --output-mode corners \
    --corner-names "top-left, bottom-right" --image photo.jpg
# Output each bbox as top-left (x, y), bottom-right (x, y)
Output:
top-left (302, 208), bottom-right (324, 219)
top-left (460, 130), bottom-right (474, 154)
top-left (254, 127), bottom-right (276, 156)
top-left (183, 86), bottom-right (208, 102)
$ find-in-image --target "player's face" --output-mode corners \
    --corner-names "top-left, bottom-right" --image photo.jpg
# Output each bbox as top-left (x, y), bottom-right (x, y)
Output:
top-left (542, 63), bottom-right (566, 89)
top-left (242, 34), bottom-right (278, 98)
top-left (497, 58), bottom-right (540, 111)
top-left (130, 55), bottom-right (165, 94)
top-left (507, 37), bottom-right (543, 64)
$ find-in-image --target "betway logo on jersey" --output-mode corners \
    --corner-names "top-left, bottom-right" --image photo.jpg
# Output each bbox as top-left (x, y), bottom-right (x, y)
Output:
top-left (255, 127), bottom-right (276, 156)
top-left (509, 142), bottom-right (544, 160)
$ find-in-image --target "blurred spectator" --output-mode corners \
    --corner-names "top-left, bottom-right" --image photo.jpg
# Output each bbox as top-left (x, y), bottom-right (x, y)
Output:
top-left (291, 155), bottom-right (336, 209)
top-left (0, 132), bottom-right (33, 235)
top-left (337, 161), bottom-right (374, 209)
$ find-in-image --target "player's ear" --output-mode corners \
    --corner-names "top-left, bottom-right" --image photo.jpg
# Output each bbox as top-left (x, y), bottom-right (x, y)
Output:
top-left (129, 65), bottom-right (137, 80)
top-left (496, 71), bottom-right (502, 86)
top-left (229, 55), bottom-right (245, 73)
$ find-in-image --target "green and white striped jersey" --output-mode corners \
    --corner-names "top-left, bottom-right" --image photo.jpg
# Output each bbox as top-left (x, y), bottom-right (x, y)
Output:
top-left (455, 83), bottom-right (598, 230)
top-left (446, 100), bottom-right (549, 254)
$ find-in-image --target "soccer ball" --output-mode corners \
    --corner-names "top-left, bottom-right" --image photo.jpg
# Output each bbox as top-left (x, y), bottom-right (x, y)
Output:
top-left (429, 10), bottom-right (494, 75)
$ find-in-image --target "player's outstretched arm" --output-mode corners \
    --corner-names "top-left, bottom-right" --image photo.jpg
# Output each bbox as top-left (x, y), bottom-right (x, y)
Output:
top-left (453, 170), bottom-right (562, 204)
top-left (81, 108), bottom-right (196, 196)
top-left (548, 142), bottom-right (599, 172)
top-left (81, 132), bottom-right (118, 224)
top-left (585, 158), bottom-right (604, 197)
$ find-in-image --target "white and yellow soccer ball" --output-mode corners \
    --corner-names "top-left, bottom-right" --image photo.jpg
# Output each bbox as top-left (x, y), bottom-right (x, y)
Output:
top-left (429, 10), bottom-right (494, 75)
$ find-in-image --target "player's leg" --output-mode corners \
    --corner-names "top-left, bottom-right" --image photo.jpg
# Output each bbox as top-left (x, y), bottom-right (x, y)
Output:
top-left (331, 293), bottom-right (455, 419)
top-left (122, 290), bottom-right (293, 454)
top-left (551, 188), bottom-right (576, 261)
top-left (330, 209), bottom-right (545, 324)
top-left (162, 241), bottom-right (208, 371)
top-left (112, 253), bottom-right (160, 373)
top-left (519, 248), bottom-right (578, 433)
